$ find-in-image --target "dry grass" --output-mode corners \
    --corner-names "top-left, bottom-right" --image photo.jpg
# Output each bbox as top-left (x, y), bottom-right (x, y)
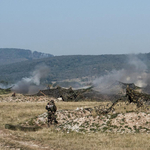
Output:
top-left (1, 128), bottom-right (150, 150)
top-left (0, 101), bottom-right (102, 127)
top-left (0, 96), bottom-right (150, 150)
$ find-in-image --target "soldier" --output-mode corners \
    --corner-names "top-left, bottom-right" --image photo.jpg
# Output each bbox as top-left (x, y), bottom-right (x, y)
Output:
top-left (125, 86), bottom-right (143, 107)
top-left (46, 100), bottom-right (58, 127)
top-left (12, 92), bottom-right (16, 97)
top-left (126, 86), bottom-right (133, 103)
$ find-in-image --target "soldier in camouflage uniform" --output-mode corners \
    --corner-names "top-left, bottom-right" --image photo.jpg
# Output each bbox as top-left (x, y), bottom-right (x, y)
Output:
top-left (46, 100), bottom-right (58, 127)
top-left (126, 86), bottom-right (143, 107)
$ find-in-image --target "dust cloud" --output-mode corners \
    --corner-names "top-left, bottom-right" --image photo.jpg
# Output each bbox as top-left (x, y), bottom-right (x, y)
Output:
top-left (93, 55), bottom-right (150, 94)
top-left (12, 64), bottom-right (50, 94)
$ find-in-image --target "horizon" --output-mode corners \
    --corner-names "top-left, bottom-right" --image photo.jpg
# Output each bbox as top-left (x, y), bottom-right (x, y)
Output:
top-left (0, 47), bottom-right (149, 56)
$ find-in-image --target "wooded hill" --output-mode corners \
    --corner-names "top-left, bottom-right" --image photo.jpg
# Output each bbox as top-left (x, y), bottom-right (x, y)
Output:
top-left (0, 48), bottom-right (53, 65)
top-left (0, 49), bottom-right (150, 84)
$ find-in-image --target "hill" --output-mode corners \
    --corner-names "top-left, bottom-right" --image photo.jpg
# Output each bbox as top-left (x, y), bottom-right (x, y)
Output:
top-left (0, 51), bottom-right (150, 84)
top-left (0, 48), bottom-right (53, 65)
top-left (0, 54), bottom-right (127, 82)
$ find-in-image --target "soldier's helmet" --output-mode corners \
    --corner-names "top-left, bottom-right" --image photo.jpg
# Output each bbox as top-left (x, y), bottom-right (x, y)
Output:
top-left (50, 100), bottom-right (54, 103)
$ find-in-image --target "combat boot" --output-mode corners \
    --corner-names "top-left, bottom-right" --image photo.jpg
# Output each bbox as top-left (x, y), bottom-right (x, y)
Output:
top-left (53, 118), bottom-right (58, 125)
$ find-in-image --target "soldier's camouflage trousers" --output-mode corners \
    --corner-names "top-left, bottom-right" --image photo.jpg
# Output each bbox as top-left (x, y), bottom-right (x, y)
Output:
top-left (47, 112), bottom-right (58, 126)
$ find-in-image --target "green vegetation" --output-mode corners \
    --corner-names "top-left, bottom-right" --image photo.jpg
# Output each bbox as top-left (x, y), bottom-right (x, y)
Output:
top-left (1, 49), bottom-right (150, 85)
top-left (0, 87), bottom-right (11, 95)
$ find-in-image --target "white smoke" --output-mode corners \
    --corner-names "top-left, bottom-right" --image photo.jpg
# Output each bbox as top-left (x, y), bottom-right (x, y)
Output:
top-left (93, 55), bottom-right (149, 94)
top-left (0, 83), bottom-right (13, 89)
top-left (12, 63), bottom-right (50, 94)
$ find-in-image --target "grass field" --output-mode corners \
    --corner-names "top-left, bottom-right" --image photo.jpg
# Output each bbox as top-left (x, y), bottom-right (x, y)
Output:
top-left (0, 95), bottom-right (150, 150)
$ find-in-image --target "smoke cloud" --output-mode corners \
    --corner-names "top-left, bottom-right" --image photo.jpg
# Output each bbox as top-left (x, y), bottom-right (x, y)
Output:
top-left (0, 83), bottom-right (13, 89)
top-left (93, 55), bottom-right (150, 94)
top-left (12, 63), bottom-right (50, 94)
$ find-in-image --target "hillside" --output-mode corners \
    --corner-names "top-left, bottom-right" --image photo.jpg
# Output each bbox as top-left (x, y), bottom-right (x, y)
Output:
top-left (0, 51), bottom-right (150, 84)
top-left (0, 48), bottom-right (53, 65)
top-left (0, 49), bottom-right (150, 83)
top-left (0, 54), bottom-right (127, 83)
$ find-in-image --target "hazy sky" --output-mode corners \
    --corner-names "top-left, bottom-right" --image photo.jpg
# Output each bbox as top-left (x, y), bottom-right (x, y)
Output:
top-left (0, 0), bottom-right (150, 56)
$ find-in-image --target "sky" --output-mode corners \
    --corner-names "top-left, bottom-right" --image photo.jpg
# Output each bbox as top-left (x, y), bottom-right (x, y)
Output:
top-left (0, 0), bottom-right (150, 56)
